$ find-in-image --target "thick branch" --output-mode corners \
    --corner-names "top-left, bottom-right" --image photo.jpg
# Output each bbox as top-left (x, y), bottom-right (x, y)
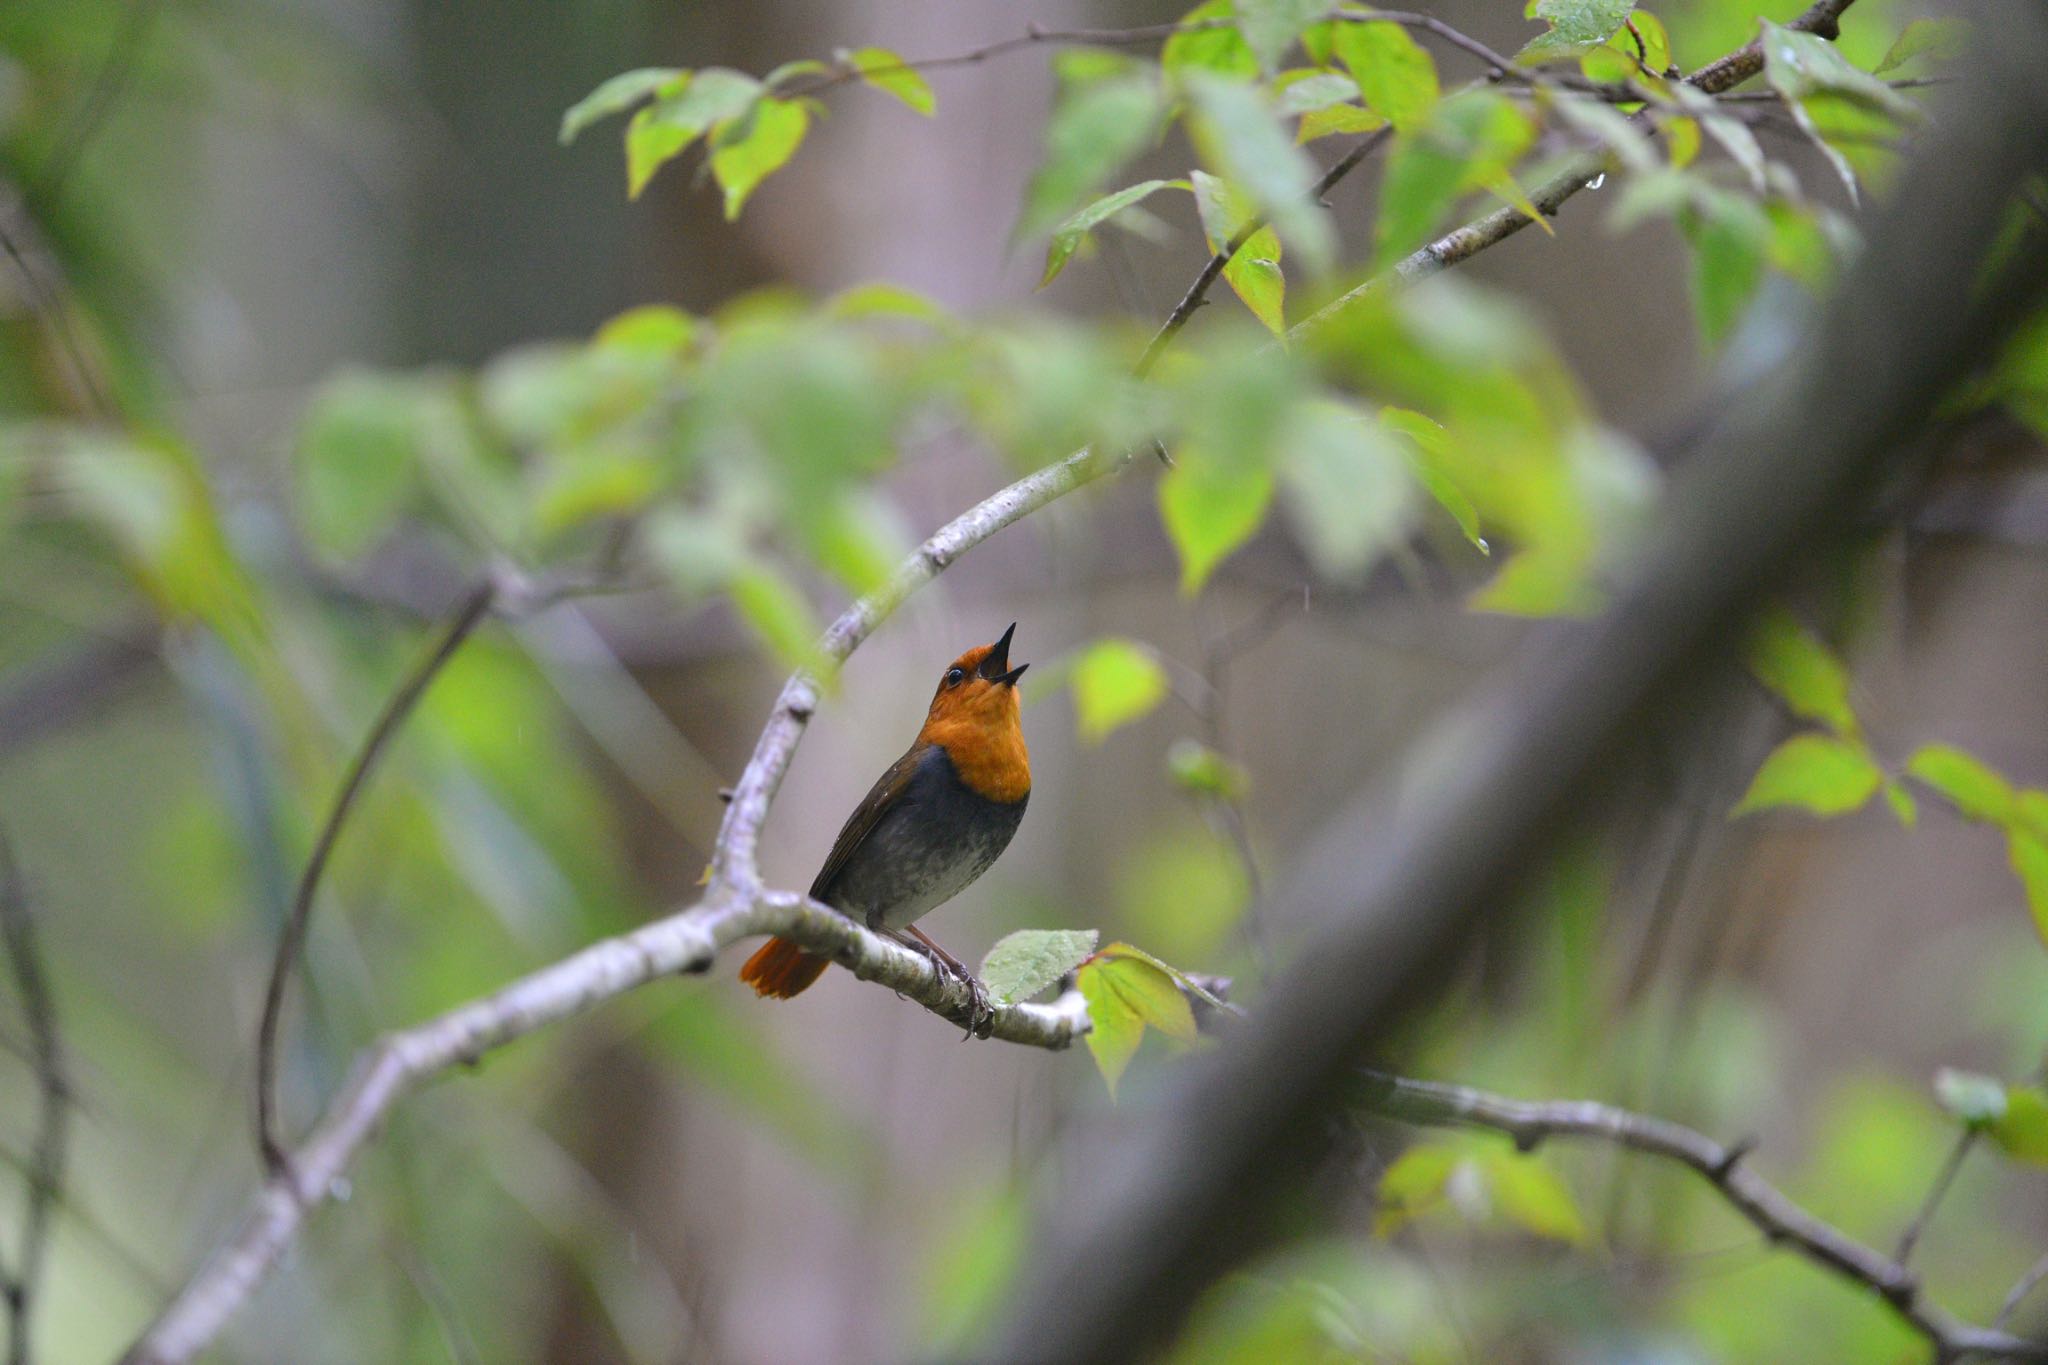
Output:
top-left (985, 4), bottom-right (2048, 1359)
top-left (1361, 1072), bottom-right (2044, 1361)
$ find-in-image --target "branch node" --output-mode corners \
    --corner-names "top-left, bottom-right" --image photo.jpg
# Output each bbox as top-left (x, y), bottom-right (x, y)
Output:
top-left (1512, 1128), bottom-right (1544, 1154)
top-left (1710, 1136), bottom-right (1756, 1181)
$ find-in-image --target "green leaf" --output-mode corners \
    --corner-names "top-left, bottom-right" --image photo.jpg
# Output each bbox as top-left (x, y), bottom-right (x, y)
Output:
top-left (1276, 71), bottom-right (1364, 117)
top-left (593, 303), bottom-right (699, 355)
top-left (1933, 1067), bottom-right (2009, 1127)
top-left (1094, 948), bottom-right (1199, 1040)
top-left (1548, 94), bottom-right (1656, 173)
top-left (1078, 960), bottom-right (1145, 1097)
top-left (1482, 1150), bottom-right (1587, 1244)
top-left (1521, 0), bottom-right (1636, 57)
top-left (1333, 19), bottom-right (1439, 132)
top-left (1746, 606), bottom-right (1856, 735)
top-left (1017, 72), bottom-right (1162, 242)
top-left (1730, 733), bottom-right (1883, 818)
top-left (1041, 179), bottom-right (1190, 288)
top-left (1296, 103), bottom-right (1386, 143)
top-left (1990, 1086), bottom-right (2048, 1166)
top-left (1167, 739), bottom-right (1249, 801)
top-left (840, 46), bottom-right (936, 115)
top-left (1874, 17), bottom-right (1968, 77)
top-left (730, 561), bottom-right (827, 674)
top-left (1184, 73), bottom-right (1334, 272)
top-left (1234, 0), bottom-right (1325, 72)
top-left (2019, 790), bottom-right (2048, 843)
top-left (1906, 744), bottom-right (2016, 826)
top-left (1883, 781), bottom-right (1918, 829)
top-left (561, 67), bottom-right (683, 145)
top-left (1682, 200), bottom-right (1768, 346)
top-left (529, 450), bottom-right (665, 538)
top-left (626, 69), bottom-right (763, 198)
top-left (297, 370), bottom-right (427, 559)
top-left (1190, 171), bottom-right (1286, 334)
top-left (980, 928), bottom-right (1100, 1005)
top-left (2010, 832), bottom-right (2048, 947)
top-left (710, 96), bottom-right (809, 219)
top-left (1159, 447), bottom-right (1276, 595)
top-left (643, 507), bottom-right (747, 598)
top-left (1071, 638), bottom-right (1171, 744)
top-left (1374, 92), bottom-right (1537, 270)
top-left (1162, 0), bottom-right (1259, 79)
top-left (823, 282), bottom-right (950, 324)
top-left (1278, 401), bottom-right (1417, 580)
top-left (1383, 406), bottom-right (1484, 550)
top-left (1373, 1145), bottom-right (1457, 1236)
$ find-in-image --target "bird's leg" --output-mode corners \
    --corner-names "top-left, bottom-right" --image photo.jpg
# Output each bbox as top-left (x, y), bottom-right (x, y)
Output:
top-left (896, 925), bottom-right (993, 1039)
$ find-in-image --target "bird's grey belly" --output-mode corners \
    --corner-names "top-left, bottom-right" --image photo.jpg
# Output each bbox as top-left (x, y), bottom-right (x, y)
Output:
top-left (826, 794), bottom-right (1025, 933)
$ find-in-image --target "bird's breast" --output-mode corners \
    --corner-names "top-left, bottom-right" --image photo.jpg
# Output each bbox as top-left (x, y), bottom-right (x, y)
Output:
top-left (821, 746), bottom-right (1027, 933)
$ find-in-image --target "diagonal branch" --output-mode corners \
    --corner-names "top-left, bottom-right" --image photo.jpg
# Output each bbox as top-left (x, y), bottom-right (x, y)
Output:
top-left (1360, 1071), bottom-right (2047, 1362)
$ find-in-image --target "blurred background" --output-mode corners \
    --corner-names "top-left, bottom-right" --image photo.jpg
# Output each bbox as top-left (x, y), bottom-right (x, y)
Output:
top-left (1, 0), bottom-right (2044, 1360)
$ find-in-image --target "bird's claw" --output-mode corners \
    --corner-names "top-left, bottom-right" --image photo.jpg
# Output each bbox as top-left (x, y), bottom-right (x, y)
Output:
top-left (930, 952), bottom-right (994, 1039)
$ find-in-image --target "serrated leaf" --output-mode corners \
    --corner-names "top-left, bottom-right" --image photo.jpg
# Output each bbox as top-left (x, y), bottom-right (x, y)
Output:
top-left (1374, 1145), bottom-right (1457, 1236)
top-left (1874, 17), bottom-right (1968, 77)
top-left (1746, 606), bottom-right (1856, 735)
top-left (1933, 1067), bottom-right (2009, 1127)
top-left (840, 46), bottom-right (935, 115)
top-left (1520, 0), bottom-right (1635, 60)
top-left (1730, 733), bottom-right (1883, 818)
top-left (561, 67), bottom-right (683, 145)
top-left (1483, 1150), bottom-right (1587, 1244)
top-left (1334, 19), bottom-right (1439, 132)
top-left (1296, 102), bottom-right (1386, 143)
top-left (2010, 832), bottom-right (2048, 947)
top-left (1906, 744), bottom-right (2016, 826)
top-left (1159, 447), bottom-right (1275, 595)
top-left (626, 69), bottom-right (763, 198)
top-left (1078, 962), bottom-right (1145, 1097)
top-left (1094, 949), bottom-right (1198, 1041)
top-left (1041, 179), bottom-right (1190, 288)
top-left (1235, 0), bottom-right (1325, 72)
top-left (1990, 1086), bottom-right (2048, 1165)
top-left (1278, 401), bottom-right (1416, 579)
top-left (710, 96), bottom-right (809, 219)
top-left (1071, 638), bottom-right (1170, 744)
top-left (980, 929), bottom-right (1099, 1005)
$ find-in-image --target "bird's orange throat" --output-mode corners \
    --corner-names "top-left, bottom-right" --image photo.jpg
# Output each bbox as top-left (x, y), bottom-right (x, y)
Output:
top-left (920, 712), bottom-right (1030, 804)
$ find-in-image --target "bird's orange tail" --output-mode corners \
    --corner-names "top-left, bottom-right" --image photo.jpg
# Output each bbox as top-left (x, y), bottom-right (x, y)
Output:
top-left (739, 936), bottom-right (830, 999)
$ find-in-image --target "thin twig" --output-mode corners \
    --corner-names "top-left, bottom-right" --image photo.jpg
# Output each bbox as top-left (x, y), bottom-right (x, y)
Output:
top-left (1359, 1071), bottom-right (2045, 1361)
top-left (0, 825), bottom-right (67, 1365)
top-left (0, 216), bottom-right (115, 418)
top-left (1894, 1128), bottom-right (1977, 1268)
top-left (254, 580), bottom-right (495, 1173)
top-left (2002, 1254), bottom-right (2048, 1333)
top-left (26, 0), bottom-right (166, 212)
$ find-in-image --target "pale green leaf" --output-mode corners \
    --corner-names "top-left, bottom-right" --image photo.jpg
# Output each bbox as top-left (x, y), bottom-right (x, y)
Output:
top-left (1296, 102), bottom-right (1387, 143)
top-left (1185, 72), bottom-right (1334, 271)
top-left (710, 96), bottom-right (809, 219)
top-left (1159, 448), bottom-right (1276, 595)
top-left (730, 562), bottom-right (827, 674)
top-left (1275, 71), bottom-right (1363, 117)
top-left (1990, 1086), bottom-right (2048, 1166)
top-left (1334, 19), bottom-right (1439, 131)
top-left (1549, 93), bottom-right (1655, 173)
top-left (1483, 1150), bottom-right (1587, 1245)
top-left (1761, 22), bottom-right (1918, 119)
top-left (1522, 0), bottom-right (1635, 56)
top-left (1906, 744), bottom-right (2016, 826)
top-left (1875, 17), bottom-right (1968, 76)
top-left (1278, 402), bottom-right (1416, 580)
top-left (297, 370), bottom-right (427, 559)
top-left (1041, 178), bottom-right (1190, 288)
top-left (1168, 739), bottom-right (1249, 800)
top-left (1235, 0), bottom-right (1326, 72)
top-left (626, 69), bottom-right (763, 198)
top-left (1017, 73), bottom-right (1161, 242)
top-left (1746, 606), bottom-right (1856, 735)
top-left (1190, 171), bottom-right (1286, 333)
top-left (561, 67), bottom-right (683, 145)
top-left (980, 928), bottom-right (1100, 1005)
top-left (1162, 0), bottom-right (1260, 79)
top-left (1730, 733), bottom-right (1882, 818)
top-left (839, 46), bottom-right (936, 115)
top-left (1374, 1144), bottom-right (1457, 1236)
top-left (1071, 638), bottom-right (1171, 744)
top-left (593, 304), bottom-right (699, 355)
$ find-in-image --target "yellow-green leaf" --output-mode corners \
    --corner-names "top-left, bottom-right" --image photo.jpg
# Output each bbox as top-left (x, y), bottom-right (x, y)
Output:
top-left (2010, 832), bottom-right (2048, 947)
top-left (1906, 743), bottom-right (2016, 826)
top-left (1041, 178), bottom-right (1190, 288)
top-left (561, 67), bottom-right (683, 145)
top-left (1334, 19), bottom-right (1439, 131)
top-left (1190, 171), bottom-right (1286, 334)
top-left (1747, 606), bottom-right (1856, 735)
top-left (1159, 448), bottom-right (1275, 595)
top-left (1071, 639), bottom-right (1170, 745)
top-left (710, 97), bottom-right (809, 219)
top-left (625, 69), bottom-right (762, 198)
top-left (1296, 102), bottom-right (1387, 143)
top-left (841, 46), bottom-right (936, 115)
top-left (1374, 1144), bottom-right (1457, 1236)
top-left (1730, 733), bottom-right (1882, 818)
top-left (1079, 960), bottom-right (1146, 1097)
top-left (1094, 948), bottom-right (1198, 1041)
top-left (1990, 1086), bottom-right (2048, 1166)
top-left (1483, 1149), bottom-right (1587, 1245)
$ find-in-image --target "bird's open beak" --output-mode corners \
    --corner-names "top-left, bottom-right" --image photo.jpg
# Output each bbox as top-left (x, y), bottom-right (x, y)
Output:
top-left (979, 622), bottom-right (1029, 687)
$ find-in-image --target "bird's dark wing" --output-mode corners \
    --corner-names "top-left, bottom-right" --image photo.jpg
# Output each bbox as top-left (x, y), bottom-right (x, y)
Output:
top-left (809, 740), bottom-right (932, 904)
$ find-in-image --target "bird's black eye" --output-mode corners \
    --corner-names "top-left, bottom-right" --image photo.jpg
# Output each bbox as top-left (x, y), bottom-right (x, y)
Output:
top-left (945, 667), bottom-right (965, 687)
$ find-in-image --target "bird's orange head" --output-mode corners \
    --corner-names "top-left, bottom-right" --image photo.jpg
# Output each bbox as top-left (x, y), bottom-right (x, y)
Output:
top-left (917, 623), bottom-right (1030, 803)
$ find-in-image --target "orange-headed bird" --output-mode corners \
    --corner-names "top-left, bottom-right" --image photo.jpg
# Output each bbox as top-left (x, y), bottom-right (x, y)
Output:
top-left (739, 624), bottom-right (1031, 1029)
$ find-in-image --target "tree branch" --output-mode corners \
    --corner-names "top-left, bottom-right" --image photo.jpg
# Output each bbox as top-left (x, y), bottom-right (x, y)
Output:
top-left (1360, 1071), bottom-right (2046, 1361)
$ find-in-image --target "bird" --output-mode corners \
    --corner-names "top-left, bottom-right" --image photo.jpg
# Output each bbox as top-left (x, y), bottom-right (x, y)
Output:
top-left (739, 623), bottom-right (1031, 1034)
